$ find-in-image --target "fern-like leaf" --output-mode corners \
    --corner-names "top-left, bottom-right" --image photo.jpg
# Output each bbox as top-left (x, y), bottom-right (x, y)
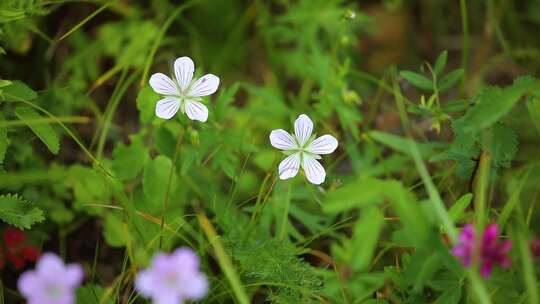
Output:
top-left (0, 193), bottom-right (44, 229)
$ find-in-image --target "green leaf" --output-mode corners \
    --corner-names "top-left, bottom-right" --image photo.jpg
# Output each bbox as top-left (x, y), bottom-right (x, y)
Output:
top-left (439, 69), bottom-right (464, 92)
top-left (448, 193), bottom-right (472, 222)
top-left (1, 80), bottom-right (37, 101)
top-left (15, 107), bottom-right (60, 154)
top-left (461, 76), bottom-right (538, 133)
top-left (350, 207), bottom-right (384, 271)
top-left (442, 99), bottom-right (469, 113)
top-left (400, 70), bottom-right (433, 91)
top-left (143, 155), bottom-right (177, 210)
top-left (0, 193), bottom-right (44, 229)
top-left (434, 50), bottom-right (448, 76)
top-left (369, 131), bottom-right (444, 159)
top-left (136, 85), bottom-right (160, 124)
top-left (482, 123), bottom-right (518, 169)
top-left (76, 284), bottom-right (113, 304)
top-left (66, 165), bottom-right (111, 213)
top-left (526, 97), bottom-right (540, 134)
top-left (103, 212), bottom-right (127, 247)
top-left (435, 286), bottom-right (462, 304)
top-left (323, 176), bottom-right (385, 214)
top-left (0, 113), bottom-right (8, 163)
top-left (111, 140), bottom-right (148, 181)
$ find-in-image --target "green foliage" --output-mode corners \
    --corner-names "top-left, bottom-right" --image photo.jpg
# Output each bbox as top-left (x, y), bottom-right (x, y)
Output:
top-left (0, 193), bottom-right (44, 229)
top-left (461, 76), bottom-right (538, 133)
top-left (14, 106), bottom-right (60, 154)
top-left (111, 138), bottom-right (149, 181)
top-left (2, 1), bottom-right (540, 303)
top-left (0, 112), bottom-right (8, 163)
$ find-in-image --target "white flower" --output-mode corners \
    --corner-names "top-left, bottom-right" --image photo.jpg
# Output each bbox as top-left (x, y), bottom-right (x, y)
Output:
top-left (149, 56), bottom-right (220, 122)
top-left (270, 114), bottom-right (338, 185)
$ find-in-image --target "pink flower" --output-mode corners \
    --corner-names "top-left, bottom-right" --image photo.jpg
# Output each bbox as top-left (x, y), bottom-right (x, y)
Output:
top-left (135, 247), bottom-right (208, 304)
top-left (17, 253), bottom-right (83, 304)
top-left (452, 223), bottom-right (511, 278)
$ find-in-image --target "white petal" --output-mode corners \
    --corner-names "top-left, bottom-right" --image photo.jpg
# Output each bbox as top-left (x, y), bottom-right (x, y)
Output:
top-left (302, 155), bottom-right (326, 185)
top-left (278, 153), bottom-right (300, 180)
top-left (185, 100), bottom-right (209, 122)
top-left (269, 129), bottom-right (296, 150)
top-left (307, 134), bottom-right (338, 155)
top-left (149, 73), bottom-right (178, 95)
top-left (189, 74), bottom-right (220, 97)
top-left (174, 56), bottom-right (194, 91)
top-left (294, 114), bottom-right (313, 147)
top-left (155, 97), bottom-right (180, 119)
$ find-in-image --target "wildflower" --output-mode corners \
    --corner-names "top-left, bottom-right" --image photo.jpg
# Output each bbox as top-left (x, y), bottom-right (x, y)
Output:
top-left (17, 252), bottom-right (83, 304)
top-left (269, 114), bottom-right (338, 185)
top-left (452, 223), bottom-right (511, 278)
top-left (0, 228), bottom-right (40, 270)
top-left (135, 247), bottom-right (208, 304)
top-left (150, 56), bottom-right (220, 122)
top-left (531, 237), bottom-right (540, 261)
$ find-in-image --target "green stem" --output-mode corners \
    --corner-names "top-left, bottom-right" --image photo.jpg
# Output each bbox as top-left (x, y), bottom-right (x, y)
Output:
top-left (96, 69), bottom-right (138, 160)
top-left (159, 130), bottom-right (184, 249)
top-left (3, 93), bottom-right (111, 176)
top-left (474, 151), bottom-right (491, 228)
top-left (460, 0), bottom-right (469, 92)
top-left (0, 116), bottom-right (90, 127)
top-left (57, 2), bottom-right (112, 41)
top-left (279, 184), bottom-right (292, 241)
top-left (139, 0), bottom-right (199, 87)
top-left (197, 212), bottom-right (250, 304)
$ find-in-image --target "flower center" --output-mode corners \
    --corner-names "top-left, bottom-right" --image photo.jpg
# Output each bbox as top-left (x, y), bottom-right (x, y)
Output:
top-left (45, 283), bottom-right (63, 299)
top-left (164, 271), bottom-right (179, 288)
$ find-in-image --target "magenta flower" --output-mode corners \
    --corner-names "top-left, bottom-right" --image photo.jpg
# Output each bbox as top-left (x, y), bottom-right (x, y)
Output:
top-left (135, 247), bottom-right (208, 304)
top-left (452, 223), bottom-right (512, 277)
top-left (17, 252), bottom-right (83, 304)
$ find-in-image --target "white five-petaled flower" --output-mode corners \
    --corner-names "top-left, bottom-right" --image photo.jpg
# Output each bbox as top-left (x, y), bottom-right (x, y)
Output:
top-left (270, 114), bottom-right (338, 185)
top-left (149, 56), bottom-right (220, 122)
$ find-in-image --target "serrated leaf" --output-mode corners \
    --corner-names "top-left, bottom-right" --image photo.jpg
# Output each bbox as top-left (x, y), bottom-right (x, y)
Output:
top-left (143, 155), bottom-right (177, 211)
top-left (0, 194), bottom-right (44, 229)
top-left (526, 97), bottom-right (540, 134)
top-left (482, 123), bottom-right (518, 169)
top-left (136, 85), bottom-right (160, 124)
top-left (15, 107), bottom-right (60, 154)
top-left (461, 76), bottom-right (538, 133)
top-left (439, 69), bottom-right (464, 92)
top-left (67, 165), bottom-right (111, 214)
top-left (434, 50), bottom-right (448, 76)
top-left (0, 113), bottom-right (8, 163)
top-left (400, 70), bottom-right (433, 91)
top-left (1, 80), bottom-right (37, 101)
top-left (111, 140), bottom-right (148, 181)
top-left (103, 212), bottom-right (127, 247)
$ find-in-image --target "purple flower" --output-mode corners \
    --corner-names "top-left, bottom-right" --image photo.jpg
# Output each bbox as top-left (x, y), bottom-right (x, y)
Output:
top-left (452, 223), bottom-right (511, 278)
top-left (135, 247), bottom-right (208, 304)
top-left (17, 252), bottom-right (83, 304)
